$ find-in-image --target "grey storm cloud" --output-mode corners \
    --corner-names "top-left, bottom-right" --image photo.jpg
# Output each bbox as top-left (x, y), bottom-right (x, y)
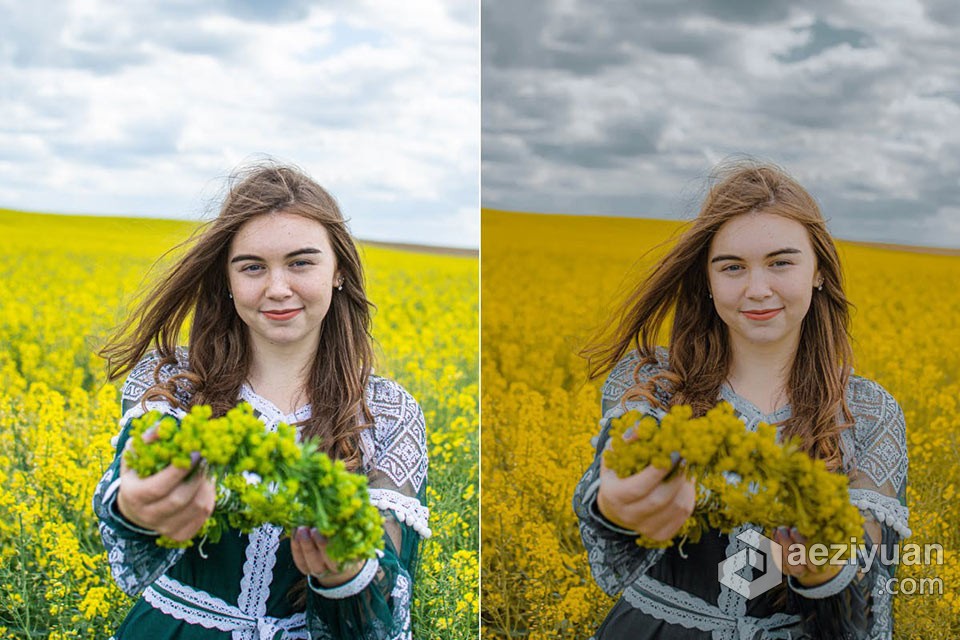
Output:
top-left (482, 0), bottom-right (960, 248)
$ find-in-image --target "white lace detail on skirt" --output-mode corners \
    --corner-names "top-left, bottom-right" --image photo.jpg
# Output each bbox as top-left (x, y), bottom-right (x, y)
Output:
top-left (144, 585), bottom-right (245, 630)
top-left (715, 524), bottom-right (752, 640)
top-left (369, 488), bottom-right (431, 538)
top-left (624, 574), bottom-right (800, 638)
top-left (849, 488), bottom-right (911, 538)
top-left (144, 575), bottom-right (308, 639)
top-left (236, 523), bottom-right (282, 640)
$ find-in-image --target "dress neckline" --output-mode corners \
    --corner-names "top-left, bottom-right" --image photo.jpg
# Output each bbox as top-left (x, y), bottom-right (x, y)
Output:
top-left (239, 382), bottom-right (311, 424)
top-left (719, 382), bottom-right (792, 423)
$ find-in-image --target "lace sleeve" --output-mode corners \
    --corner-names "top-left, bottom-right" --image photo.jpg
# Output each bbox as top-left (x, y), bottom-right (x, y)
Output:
top-left (306, 378), bottom-right (429, 640)
top-left (92, 352), bottom-right (187, 596)
top-left (572, 350), bottom-right (668, 596)
top-left (787, 378), bottom-right (909, 640)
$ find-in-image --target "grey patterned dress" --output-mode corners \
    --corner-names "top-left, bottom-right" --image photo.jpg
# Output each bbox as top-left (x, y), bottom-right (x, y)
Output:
top-left (93, 349), bottom-right (430, 640)
top-left (573, 348), bottom-right (909, 640)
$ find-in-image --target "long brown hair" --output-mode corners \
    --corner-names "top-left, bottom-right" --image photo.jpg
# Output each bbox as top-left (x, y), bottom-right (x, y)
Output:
top-left (583, 160), bottom-right (854, 471)
top-left (100, 162), bottom-right (375, 471)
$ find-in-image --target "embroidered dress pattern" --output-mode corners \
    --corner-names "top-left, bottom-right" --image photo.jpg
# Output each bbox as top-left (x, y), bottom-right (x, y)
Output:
top-left (573, 349), bottom-right (909, 640)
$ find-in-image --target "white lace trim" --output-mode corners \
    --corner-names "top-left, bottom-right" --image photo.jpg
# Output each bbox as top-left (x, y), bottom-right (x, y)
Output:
top-left (307, 557), bottom-right (380, 599)
top-left (144, 585), bottom-right (245, 630)
top-left (237, 524), bottom-right (282, 639)
top-left (368, 488), bottom-right (431, 538)
top-left (238, 383), bottom-right (313, 425)
top-left (624, 575), bottom-right (800, 638)
top-left (155, 575), bottom-right (245, 617)
top-left (145, 575), bottom-right (307, 638)
top-left (389, 573), bottom-right (413, 640)
top-left (715, 524), bottom-right (751, 640)
top-left (849, 488), bottom-right (912, 538)
top-left (787, 560), bottom-right (860, 599)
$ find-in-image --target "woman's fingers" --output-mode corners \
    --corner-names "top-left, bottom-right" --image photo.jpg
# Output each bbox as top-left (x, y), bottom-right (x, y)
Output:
top-left (600, 459), bottom-right (681, 505)
top-left (141, 455), bottom-right (205, 501)
top-left (599, 461), bottom-right (696, 539)
top-left (625, 475), bottom-right (695, 540)
top-left (121, 433), bottom-right (204, 502)
top-left (774, 527), bottom-right (812, 577)
top-left (143, 474), bottom-right (215, 541)
top-left (290, 527), bottom-right (337, 576)
top-left (119, 439), bottom-right (214, 536)
top-left (621, 471), bottom-right (690, 520)
top-left (116, 421), bottom-right (216, 541)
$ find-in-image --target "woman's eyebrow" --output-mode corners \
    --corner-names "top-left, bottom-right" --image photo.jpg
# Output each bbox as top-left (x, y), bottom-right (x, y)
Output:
top-left (230, 247), bottom-right (323, 263)
top-left (709, 247), bottom-right (802, 263)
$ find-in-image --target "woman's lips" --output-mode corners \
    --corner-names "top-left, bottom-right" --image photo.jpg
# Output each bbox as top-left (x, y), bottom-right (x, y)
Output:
top-left (742, 308), bottom-right (782, 321)
top-left (262, 309), bottom-right (302, 321)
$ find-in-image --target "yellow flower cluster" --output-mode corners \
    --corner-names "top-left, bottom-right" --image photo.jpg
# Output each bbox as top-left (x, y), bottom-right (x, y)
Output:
top-left (605, 403), bottom-right (863, 549)
top-left (125, 404), bottom-right (384, 562)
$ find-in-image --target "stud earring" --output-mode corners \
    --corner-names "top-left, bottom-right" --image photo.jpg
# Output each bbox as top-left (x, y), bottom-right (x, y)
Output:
top-left (708, 292), bottom-right (713, 299)
top-left (817, 280), bottom-right (823, 291)
top-left (228, 292), bottom-right (233, 299)
top-left (337, 281), bottom-right (344, 291)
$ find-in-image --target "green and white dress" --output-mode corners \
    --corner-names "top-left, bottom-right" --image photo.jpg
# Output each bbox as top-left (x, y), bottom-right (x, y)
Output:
top-left (93, 349), bottom-right (430, 640)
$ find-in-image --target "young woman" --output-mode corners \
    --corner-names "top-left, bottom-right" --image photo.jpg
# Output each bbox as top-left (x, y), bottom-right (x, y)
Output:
top-left (573, 162), bottom-right (909, 639)
top-left (93, 163), bottom-right (429, 640)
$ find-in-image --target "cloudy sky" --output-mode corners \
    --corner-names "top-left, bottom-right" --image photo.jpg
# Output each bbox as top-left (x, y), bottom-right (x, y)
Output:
top-left (1, 0), bottom-right (478, 248)
top-left (482, 0), bottom-right (960, 249)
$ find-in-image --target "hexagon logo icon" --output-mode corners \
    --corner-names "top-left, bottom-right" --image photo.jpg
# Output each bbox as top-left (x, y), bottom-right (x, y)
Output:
top-left (718, 528), bottom-right (783, 599)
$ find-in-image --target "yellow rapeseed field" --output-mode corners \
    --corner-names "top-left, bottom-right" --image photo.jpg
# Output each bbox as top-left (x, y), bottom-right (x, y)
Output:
top-left (0, 210), bottom-right (478, 639)
top-left (481, 209), bottom-right (960, 638)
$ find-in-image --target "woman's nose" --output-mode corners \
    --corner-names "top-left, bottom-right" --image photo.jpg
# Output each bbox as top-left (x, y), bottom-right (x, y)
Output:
top-left (266, 271), bottom-right (293, 298)
top-left (745, 271), bottom-right (773, 298)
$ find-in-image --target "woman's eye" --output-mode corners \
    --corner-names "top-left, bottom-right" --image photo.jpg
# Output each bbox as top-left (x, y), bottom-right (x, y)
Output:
top-left (241, 264), bottom-right (264, 273)
top-left (772, 260), bottom-right (793, 267)
top-left (721, 264), bottom-right (743, 272)
top-left (290, 260), bottom-right (313, 268)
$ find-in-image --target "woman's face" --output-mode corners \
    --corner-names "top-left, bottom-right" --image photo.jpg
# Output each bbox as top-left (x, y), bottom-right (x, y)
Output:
top-left (706, 211), bottom-right (822, 355)
top-left (227, 211), bottom-right (341, 355)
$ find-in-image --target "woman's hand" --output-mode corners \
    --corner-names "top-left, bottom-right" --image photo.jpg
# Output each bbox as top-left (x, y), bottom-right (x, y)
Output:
top-left (597, 451), bottom-right (696, 542)
top-left (772, 526), bottom-right (844, 586)
top-left (116, 425), bottom-right (217, 542)
top-left (290, 527), bottom-right (365, 587)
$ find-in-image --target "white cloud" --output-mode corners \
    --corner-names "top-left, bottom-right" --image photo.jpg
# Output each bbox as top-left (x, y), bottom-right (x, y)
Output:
top-left (0, 0), bottom-right (479, 248)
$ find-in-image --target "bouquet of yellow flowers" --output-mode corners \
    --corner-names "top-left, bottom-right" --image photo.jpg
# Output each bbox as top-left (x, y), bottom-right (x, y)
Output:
top-left (123, 403), bottom-right (384, 564)
top-left (604, 402), bottom-right (862, 550)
